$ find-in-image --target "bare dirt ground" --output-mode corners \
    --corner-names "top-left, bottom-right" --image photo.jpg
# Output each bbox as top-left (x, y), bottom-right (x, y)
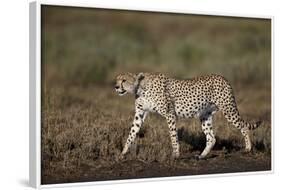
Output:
top-left (42, 150), bottom-right (271, 184)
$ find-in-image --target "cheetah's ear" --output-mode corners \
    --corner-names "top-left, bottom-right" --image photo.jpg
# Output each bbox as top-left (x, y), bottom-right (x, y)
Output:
top-left (137, 72), bottom-right (144, 81)
top-left (133, 72), bottom-right (145, 89)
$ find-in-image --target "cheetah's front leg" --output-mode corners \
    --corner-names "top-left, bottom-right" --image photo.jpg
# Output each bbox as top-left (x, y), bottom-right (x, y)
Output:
top-left (120, 108), bottom-right (146, 159)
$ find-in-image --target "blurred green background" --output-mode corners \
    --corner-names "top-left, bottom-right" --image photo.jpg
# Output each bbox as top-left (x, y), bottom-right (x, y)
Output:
top-left (42, 5), bottom-right (271, 88)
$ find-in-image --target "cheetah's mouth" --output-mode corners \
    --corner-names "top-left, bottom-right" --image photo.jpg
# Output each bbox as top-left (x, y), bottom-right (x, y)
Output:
top-left (118, 90), bottom-right (127, 96)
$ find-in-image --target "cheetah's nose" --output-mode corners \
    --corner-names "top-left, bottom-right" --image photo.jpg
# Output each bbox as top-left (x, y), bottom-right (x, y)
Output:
top-left (115, 85), bottom-right (120, 89)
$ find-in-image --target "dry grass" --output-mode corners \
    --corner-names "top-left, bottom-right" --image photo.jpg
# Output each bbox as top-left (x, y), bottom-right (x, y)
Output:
top-left (41, 85), bottom-right (271, 183)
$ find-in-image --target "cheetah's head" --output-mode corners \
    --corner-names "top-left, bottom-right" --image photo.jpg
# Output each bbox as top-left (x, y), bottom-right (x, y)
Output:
top-left (115, 72), bottom-right (144, 96)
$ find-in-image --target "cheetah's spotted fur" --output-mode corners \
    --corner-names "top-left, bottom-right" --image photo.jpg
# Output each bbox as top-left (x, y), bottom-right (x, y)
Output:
top-left (115, 73), bottom-right (261, 159)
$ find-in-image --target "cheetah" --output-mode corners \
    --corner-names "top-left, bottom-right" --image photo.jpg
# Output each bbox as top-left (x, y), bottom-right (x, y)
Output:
top-left (114, 73), bottom-right (261, 160)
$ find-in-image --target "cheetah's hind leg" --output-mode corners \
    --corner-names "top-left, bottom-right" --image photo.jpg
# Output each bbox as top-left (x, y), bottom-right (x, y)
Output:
top-left (196, 110), bottom-right (217, 160)
top-left (165, 113), bottom-right (180, 159)
top-left (240, 127), bottom-right (252, 152)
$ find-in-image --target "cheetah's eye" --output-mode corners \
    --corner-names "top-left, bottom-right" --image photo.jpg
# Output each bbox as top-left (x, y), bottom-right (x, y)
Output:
top-left (122, 79), bottom-right (126, 83)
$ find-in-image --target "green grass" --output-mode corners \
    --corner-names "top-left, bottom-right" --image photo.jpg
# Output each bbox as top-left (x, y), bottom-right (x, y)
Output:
top-left (42, 6), bottom-right (271, 86)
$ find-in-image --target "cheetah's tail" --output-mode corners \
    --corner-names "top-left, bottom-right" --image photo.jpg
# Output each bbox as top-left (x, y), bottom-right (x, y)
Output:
top-left (242, 120), bottom-right (262, 130)
top-left (222, 108), bottom-right (262, 130)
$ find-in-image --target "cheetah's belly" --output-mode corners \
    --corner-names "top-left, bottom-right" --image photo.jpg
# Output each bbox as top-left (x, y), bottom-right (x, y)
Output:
top-left (174, 95), bottom-right (210, 118)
